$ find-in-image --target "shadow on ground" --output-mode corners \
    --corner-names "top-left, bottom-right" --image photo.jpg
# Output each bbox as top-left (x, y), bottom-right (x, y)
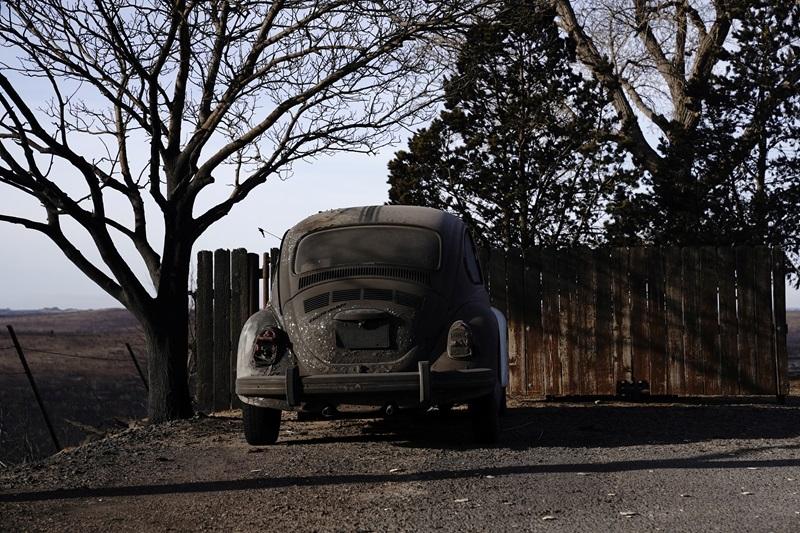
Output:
top-left (284, 402), bottom-right (800, 450)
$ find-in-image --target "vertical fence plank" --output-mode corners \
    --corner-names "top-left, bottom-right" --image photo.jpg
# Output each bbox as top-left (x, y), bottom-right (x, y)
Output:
top-left (629, 247), bottom-right (649, 387)
top-left (647, 248), bottom-right (667, 395)
top-left (558, 249), bottom-right (579, 395)
top-left (262, 252), bottom-right (271, 308)
top-left (195, 251), bottom-right (214, 412)
top-left (230, 249), bottom-right (249, 408)
top-left (612, 247), bottom-right (632, 388)
top-left (270, 247), bottom-right (280, 285)
top-left (541, 249), bottom-right (561, 396)
top-left (699, 246), bottom-right (720, 395)
top-left (736, 246), bottom-right (758, 394)
top-left (718, 247), bottom-right (739, 395)
top-left (664, 247), bottom-right (685, 395)
top-left (213, 249), bottom-right (231, 411)
top-left (576, 249), bottom-right (596, 395)
top-left (754, 246), bottom-right (775, 394)
top-left (248, 253), bottom-right (260, 315)
top-left (523, 247), bottom-right (544, 396)
top-left (506, 249), bottom-right (526, 396)
top-left (594, 249), bottom-right (614, 395)
top-left (683, 247), bottom-right (703, 395)
top-left (773, 247), bottom-right (788, 397)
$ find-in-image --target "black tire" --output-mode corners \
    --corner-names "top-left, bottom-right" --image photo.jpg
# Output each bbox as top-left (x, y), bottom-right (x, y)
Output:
top-left (242, 403), bottom-right (282, 445)
top-left (469, 380), bottom-right (502, 444)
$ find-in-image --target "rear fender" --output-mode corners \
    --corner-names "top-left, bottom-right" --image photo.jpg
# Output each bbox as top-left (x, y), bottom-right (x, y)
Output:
top-left (491, 307), bottom-right (509, 388)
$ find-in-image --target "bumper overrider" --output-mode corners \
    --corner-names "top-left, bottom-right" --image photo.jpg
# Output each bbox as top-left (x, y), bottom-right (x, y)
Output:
top-left (236, 361), bottom-right (495, 406)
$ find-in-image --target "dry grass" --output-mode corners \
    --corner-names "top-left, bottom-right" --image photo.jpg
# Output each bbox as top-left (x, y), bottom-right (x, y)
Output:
top-left (0, 309), bottom-right (147, 465)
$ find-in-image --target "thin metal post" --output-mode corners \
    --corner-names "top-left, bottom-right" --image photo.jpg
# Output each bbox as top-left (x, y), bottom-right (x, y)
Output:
top-left (6, 325), bottom-right (61, 452)
top-left (125, 343), bottom-right (149, 392)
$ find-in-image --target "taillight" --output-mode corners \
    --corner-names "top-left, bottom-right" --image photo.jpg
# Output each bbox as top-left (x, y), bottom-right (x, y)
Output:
top-left (447, 321), bottom-right (472, 359)
top-left (253, 326), bottom-right (285, 366)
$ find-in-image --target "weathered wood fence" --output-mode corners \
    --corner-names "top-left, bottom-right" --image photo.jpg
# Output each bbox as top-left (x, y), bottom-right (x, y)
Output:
top-left (481, 246), bottom-right (788, 399)
top-left (194, 248), bottom-right (278, 412)
top-left (194, 245), bottom-right (788, 409)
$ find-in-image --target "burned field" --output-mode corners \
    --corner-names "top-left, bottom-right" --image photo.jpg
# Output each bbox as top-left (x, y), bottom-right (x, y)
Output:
top-left (0, 309), bottom-right (147, 465)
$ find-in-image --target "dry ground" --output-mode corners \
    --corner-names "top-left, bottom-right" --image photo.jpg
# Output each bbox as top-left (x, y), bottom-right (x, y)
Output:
top-left (2, 402), bottom-right (800, 532)
top-left (0, 309), bottom-right (147, 465)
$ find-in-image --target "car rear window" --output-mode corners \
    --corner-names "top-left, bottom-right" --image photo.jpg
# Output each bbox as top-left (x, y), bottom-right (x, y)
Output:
top-left (294, 225), bottom-right (441, 274)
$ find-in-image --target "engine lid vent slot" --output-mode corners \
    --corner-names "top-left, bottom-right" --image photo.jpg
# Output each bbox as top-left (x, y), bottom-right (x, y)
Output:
top-left (303, 292), bottom-right (330, 313)
top-left (363, 288), bottom-right (393, 301)
top-left (332, 289), bottom-right (362, 303)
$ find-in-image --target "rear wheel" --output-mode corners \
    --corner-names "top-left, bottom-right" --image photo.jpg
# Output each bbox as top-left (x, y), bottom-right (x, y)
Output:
top-left (469, 380), bottom-right (503, 444)
top-left (242, 403), bottom-right (282, 445)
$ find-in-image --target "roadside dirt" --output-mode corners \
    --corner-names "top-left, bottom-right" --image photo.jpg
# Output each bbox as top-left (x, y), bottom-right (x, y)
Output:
top-left (2, 400), bottom-right (800, 532)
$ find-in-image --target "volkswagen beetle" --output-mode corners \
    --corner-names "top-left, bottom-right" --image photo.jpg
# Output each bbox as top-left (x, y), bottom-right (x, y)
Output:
top-left (235, 205), bottom-right (508, 444)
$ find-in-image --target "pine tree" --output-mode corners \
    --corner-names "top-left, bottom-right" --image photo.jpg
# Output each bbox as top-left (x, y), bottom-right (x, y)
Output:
top-left (388, 1), bottom-right (625, 249)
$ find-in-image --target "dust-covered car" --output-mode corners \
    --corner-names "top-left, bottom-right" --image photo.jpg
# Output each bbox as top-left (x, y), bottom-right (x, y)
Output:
top-left (235, 205), bottom-right (508, 444)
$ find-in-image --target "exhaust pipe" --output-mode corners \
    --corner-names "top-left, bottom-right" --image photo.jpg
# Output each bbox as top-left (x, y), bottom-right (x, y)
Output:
top-left (383, 403), bottom-right (397, 417)
top-left (321, 405), bottom-right (337, 418)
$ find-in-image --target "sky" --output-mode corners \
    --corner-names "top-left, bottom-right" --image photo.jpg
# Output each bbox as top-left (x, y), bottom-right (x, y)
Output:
top-left (1, 143), bottom-right (799, 310)
top-left (0, 29), bottom-right (798, 311)
top-left (0, 149), bottom-right (396, 309)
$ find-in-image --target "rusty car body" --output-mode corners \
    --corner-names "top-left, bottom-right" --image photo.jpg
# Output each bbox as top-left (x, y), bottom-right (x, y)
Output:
top-left (235, 205), bottom-right (508, 444)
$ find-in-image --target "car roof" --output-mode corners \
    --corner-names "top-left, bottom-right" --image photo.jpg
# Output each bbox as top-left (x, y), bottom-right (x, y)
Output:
top-left (286, 205), bottom-right (464, 240)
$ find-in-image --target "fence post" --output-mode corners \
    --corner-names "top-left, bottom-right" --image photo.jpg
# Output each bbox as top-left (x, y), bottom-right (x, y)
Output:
top-left (6, 325), bottom-right (61, 453)
top-left (270, 247), bottom-right (279, 285)
top-left (125, 343), bottom-right (149, 392)
top-left (773, 247), bottom-right (788, 398)
top-left (262, 252), bottom-right (271, 308)
top-left (248, 252), bottom-right (260, 315)
top-left (230, 248), bottom-right (249, 409)
top-left (196, 250), bottom-right (213, 412)
top-left (213, 249), bottom-right (231, 411)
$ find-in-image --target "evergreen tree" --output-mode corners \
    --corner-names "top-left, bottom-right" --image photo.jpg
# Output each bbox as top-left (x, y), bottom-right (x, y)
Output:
top-left (388, 1), bottom-right (625, 249)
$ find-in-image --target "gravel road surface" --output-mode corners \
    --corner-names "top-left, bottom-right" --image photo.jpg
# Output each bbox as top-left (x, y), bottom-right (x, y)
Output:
top-left (2, 401), bottom-right (800, 532)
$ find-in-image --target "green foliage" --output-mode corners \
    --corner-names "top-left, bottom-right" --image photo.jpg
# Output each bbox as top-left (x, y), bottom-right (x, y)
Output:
top-left (388, 1), bottom-right (626, 249)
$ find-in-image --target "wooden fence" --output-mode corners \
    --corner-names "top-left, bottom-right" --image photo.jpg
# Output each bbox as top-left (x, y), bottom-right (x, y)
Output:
top-left (194, 248), bottom-right (277, 412)
top-left (194, 245), bottom-right (788, 409)
top-left (481, 246), bottom-right (788, 399)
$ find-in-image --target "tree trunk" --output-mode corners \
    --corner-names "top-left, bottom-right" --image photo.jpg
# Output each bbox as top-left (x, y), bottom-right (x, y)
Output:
top-left (144, 299), bottom-right (194, 422)
top-left (144, 237), bottom-right (194, 422)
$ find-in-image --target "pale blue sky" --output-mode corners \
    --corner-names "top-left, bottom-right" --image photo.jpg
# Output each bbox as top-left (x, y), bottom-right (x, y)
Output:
top-left (1, 144), bottom-right (798, 310)
top-left (0, 40), bottom-right (797, 311)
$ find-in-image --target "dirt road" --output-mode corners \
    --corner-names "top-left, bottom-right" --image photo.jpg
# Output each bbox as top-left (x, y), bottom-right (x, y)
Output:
top-left (2, 402), bottom-right (800, 532)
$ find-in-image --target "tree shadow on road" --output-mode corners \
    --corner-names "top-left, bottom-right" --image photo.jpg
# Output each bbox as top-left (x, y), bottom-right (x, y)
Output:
top-left (292, 402), bottom-right (800, 451)
top-left (2, 441), bottom-right (799, 503)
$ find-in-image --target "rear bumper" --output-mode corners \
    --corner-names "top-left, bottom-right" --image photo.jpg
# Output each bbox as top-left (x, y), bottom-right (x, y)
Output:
top-left (236, 362), bottom-right (495, 406)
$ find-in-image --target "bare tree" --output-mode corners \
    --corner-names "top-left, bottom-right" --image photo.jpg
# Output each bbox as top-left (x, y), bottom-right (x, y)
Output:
top-left (0, 0), bottom-right (486, 421)
top-left (554, 0), bottom-right (800, 254)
